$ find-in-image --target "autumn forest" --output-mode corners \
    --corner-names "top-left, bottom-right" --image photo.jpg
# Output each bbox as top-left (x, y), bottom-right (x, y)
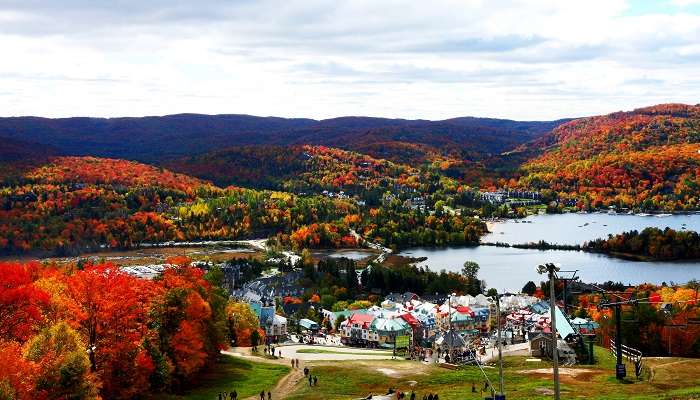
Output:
top-left (2, 103), bottom-right (700, 399)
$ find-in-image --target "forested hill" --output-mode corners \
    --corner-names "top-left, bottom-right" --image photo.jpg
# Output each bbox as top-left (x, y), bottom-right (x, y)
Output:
top-left (0, 113), bottom-right (566, 163)
top-left (0, 136), bottom-right (59, 178)
top-left (517, 104), bottom-right (700, 210)
top-left (0, 136), bottom-right (58, 162)
top-left (167, 145), bottom-right (418, 191)
top-left (0, 154), bottom-right (487, 255)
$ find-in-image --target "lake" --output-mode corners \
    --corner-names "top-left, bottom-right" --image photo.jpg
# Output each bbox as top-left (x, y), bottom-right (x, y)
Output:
top-left (401, 213), bottom-right (700, 292)
top-left (483, 212), bottom-right (700, 245)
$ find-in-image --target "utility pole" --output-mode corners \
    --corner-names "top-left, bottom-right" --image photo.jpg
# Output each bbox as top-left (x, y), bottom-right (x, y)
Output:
top-left (548, 267), bottom-right (560, 400)
top-left (598, 299), bottom-right (632, 380)
top-left (495, 294), bottom-right (504, 398)
top-left (614, 304), bottom-right (625, 379)
top-left (538, 263), bottom-right (560, 400)
top-left (448, 294), bottom-right (452, 360)
top-left (557, 270), bottom-right (578, 317)
top-left (562, 279), bottom-right (568, 315)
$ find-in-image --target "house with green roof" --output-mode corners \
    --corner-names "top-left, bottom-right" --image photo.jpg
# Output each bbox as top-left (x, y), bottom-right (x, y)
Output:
top-left (369, 317), bottom-right (412, 348)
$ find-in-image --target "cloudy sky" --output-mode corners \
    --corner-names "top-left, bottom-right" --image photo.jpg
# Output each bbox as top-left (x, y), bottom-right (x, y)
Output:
top-left (1, 0), bottom-right (699, 120)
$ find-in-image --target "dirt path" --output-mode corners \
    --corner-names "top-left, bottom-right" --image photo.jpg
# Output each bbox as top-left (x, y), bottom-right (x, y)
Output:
top-left (519, 367), bottom-right (601, 383)
top-left (222, 348), bottom-right (306, 400)
top-left (647, 359), bottom-right (694, 383)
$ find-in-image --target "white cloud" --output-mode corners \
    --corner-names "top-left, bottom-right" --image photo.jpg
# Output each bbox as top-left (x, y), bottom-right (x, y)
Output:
top-left (0, 0), bottom-right (698, 120)
top-left (672, 0), bottom-right (700, 6)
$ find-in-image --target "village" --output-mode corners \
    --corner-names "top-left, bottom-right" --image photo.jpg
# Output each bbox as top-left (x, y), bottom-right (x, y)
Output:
top-left (109, 239), bottom-right (698, 399)
top-left (233, 281), bottom-right (599, 370)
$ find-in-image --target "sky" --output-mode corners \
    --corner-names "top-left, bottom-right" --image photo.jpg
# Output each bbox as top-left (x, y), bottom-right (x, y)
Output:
top-left (0, 0), bottom-right (699, 121)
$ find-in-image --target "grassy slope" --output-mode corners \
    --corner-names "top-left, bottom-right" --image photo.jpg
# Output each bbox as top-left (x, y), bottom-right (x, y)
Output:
top-left (286, 347), bottom-right (700, 400)
top-left (153, 355), bottom-right (289, 400)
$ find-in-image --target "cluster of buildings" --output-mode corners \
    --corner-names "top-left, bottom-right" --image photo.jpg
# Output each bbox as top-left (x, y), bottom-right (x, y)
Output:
top-left (232, 270), bottom-right (304, 302)
top-left (403, 196), bottom-right (427, 211)
top-left (321, 292), bottom-right (498, 350)
top-left (503, 300), bottom-right (599, 365)
top-left (323, 291), bottom-right (598, 366)
top-left (480, 189), bottom-right (541, 206)
top-left (124, 256), bottom-right (600, 366)
top-left (321, 189), bottom-right (351, 199)
top-left (121, 263), bottom-right (168, 279)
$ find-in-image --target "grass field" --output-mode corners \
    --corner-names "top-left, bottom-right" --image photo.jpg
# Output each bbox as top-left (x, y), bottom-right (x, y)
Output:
top-left (153, 355), bottom-right (289, 400)
top-left (151, 348), bottom-right (700, 400)
top-left (286, 347), bottom-right (700, 400)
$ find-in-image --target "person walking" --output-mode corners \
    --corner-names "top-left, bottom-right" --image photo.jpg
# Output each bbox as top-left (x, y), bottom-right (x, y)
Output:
top-left (267, 391), bottom-right (271, 400)
top-left (313, 376), bottom-right (318, 386)
top-left (410, 391), bottom-right (415, 400)
top-left (291, 359), bottom-right (295, 368)
top-left (308, 375), bottom-right (313, 387)
top-left (303, 366), bottom-right (309, 377)
top-left (231, 390), bottom-right (237, 400)
top-left (259, 390), bottom-right (265, 400)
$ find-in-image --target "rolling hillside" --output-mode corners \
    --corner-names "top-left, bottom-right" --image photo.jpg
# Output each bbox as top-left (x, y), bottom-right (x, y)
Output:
top-left (518, 104), bottom-right (700, 210)
top-left (0, 114), bottom-right (565, 164)
top-left (3, 104), bottom-right (700, 211)
top-left (167, 144), bottom-right (418, 192)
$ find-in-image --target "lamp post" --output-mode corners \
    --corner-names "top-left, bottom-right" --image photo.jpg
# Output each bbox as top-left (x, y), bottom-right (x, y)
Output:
top-left (391, 327), bottom-right (397, 359)
top-left (537, 263), bottom-right (560, 400)
top-left (448, 292), bottom-right (455, 361)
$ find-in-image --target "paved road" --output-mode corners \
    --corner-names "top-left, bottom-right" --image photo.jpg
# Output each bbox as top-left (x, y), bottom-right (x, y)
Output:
top-left (479, 342), bottom-right (530, 363)
top-left (278, 344), bottom-right (396, 361)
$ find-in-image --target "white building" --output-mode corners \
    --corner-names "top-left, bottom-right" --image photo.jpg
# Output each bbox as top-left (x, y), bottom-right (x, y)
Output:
top-left (265, 314), bottom-right (288, 338)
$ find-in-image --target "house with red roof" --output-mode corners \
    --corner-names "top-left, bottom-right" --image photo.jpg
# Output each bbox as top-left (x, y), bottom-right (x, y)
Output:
top-left (340, 312), bottom-right (377, 346)
top-left (399, 312), bottom-right (421, 344)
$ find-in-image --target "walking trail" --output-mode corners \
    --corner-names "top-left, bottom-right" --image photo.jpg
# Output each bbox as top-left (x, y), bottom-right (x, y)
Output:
top-left (222, 348), bottom-right (305, 400)
top-left (645, 358), bottom-right (694, 383)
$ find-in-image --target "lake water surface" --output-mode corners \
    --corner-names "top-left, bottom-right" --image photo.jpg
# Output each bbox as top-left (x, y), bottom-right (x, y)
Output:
top-left (483, 212), bottom-right (700, 245)
top-left (401, 213), bottom-right (700, 292)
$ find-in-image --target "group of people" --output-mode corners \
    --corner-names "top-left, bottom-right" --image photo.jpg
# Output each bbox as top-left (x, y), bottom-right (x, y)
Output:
top-left (302, 366), bottom-right (319, 387)
top-left (372, 387), bottom-right (445, 400)
top-left (385, 389), bottom-right (438, 400)
top-left (290, 358), bottom-right (300, 369)
top-left (264, 344), bottom-right (281, 358)
top-left (258, 390), bottom-right (272, 400)
top-left (217, 390), bottom-right (237, 400)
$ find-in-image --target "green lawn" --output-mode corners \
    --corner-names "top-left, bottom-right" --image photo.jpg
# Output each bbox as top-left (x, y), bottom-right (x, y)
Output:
top-left (286, 347), bottom-right (700, 400)
top-left (153, 355), bottom-right (289, 400)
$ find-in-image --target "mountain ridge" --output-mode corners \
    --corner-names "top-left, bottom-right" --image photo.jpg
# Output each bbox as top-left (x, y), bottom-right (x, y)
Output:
top-left (0, 113), bottom-right (568, 163)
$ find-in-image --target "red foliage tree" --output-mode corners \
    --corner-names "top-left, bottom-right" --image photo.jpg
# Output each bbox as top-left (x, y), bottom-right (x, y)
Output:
top-left (0, 262), bottom-right (50, 342)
